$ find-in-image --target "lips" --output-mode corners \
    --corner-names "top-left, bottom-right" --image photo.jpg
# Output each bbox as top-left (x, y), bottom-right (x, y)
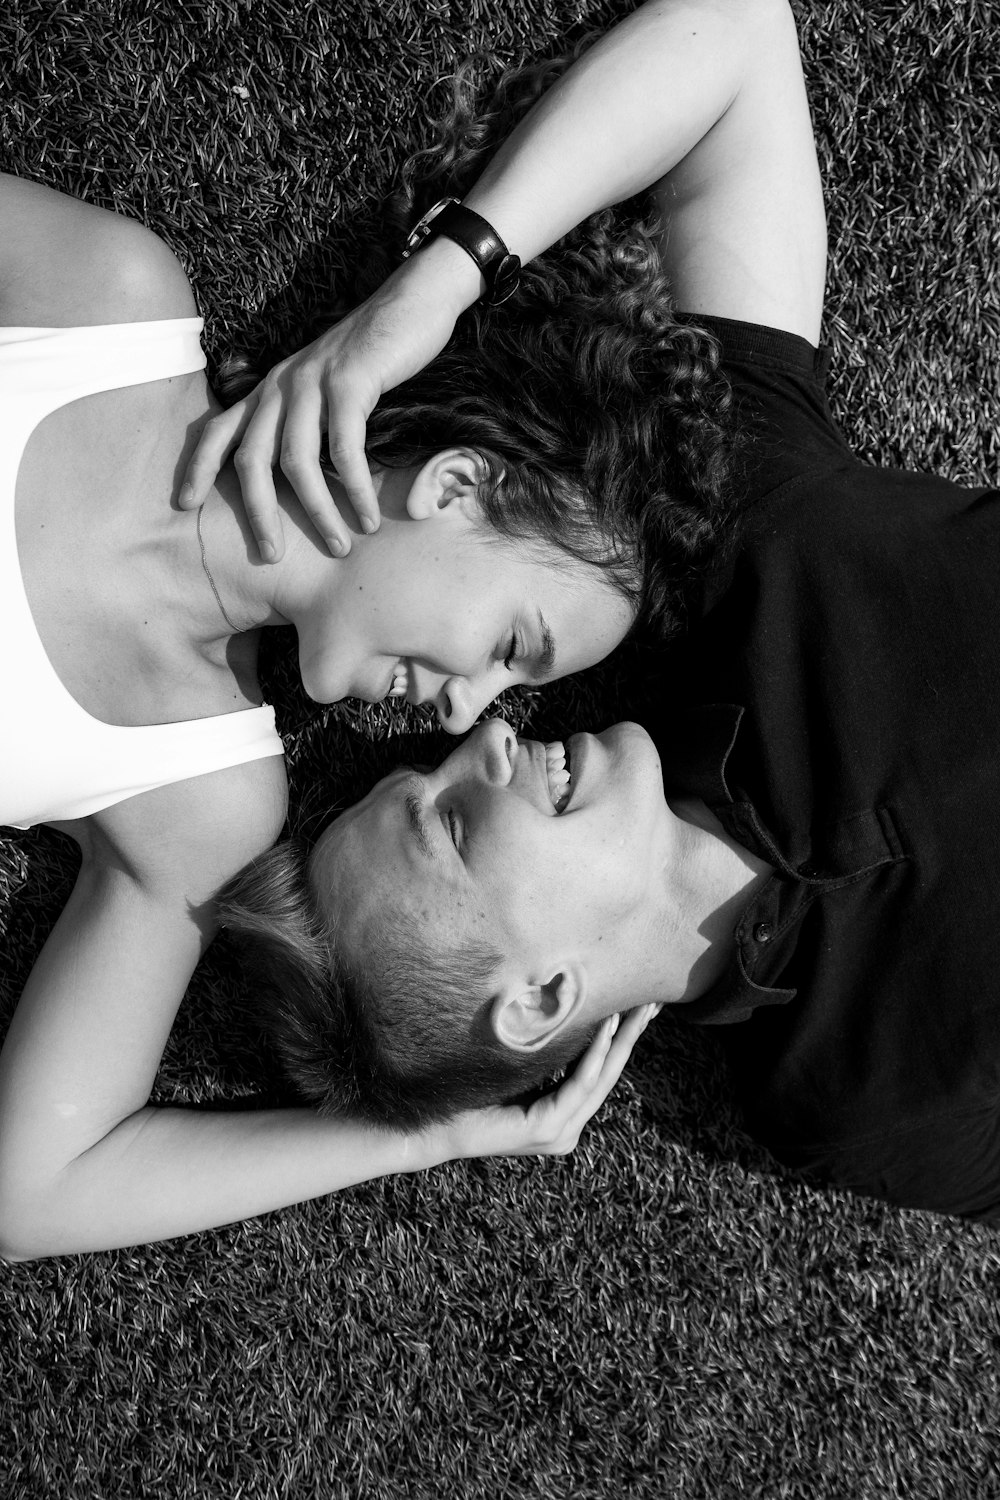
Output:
top-left (544, 741), bottom-right (572, 811)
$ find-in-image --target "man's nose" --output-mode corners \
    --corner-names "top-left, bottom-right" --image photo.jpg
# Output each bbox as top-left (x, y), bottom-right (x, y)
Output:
top-left (469, 717), bottom-right (517, 783)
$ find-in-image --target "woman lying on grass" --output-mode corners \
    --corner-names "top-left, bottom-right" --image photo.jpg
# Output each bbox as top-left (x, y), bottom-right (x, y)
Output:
top-left (0, 83), bottom-right (732, 1257)
top-left (203, 0), bottom-right (1000, 1219)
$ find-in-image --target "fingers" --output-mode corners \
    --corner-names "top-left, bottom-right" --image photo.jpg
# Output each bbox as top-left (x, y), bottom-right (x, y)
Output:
top-left (230, 388), bottom-right (288, 562)
top-left (279, 385), bottom-right (356, 558)
top-left (573, 1002), bottom-right (657, 1095)
top-left (180, 387), bottom-right (292, 564)
top-left (179, 365), bottom-right (378, 564)
top-left (573, 1012), bottom-right (623, 1091)
top-left (526, 1002), bottom-right (661, 1155)
top-left (324, 397), bottom-right (380, 537)
top-left (444, 1004), bottom-right (662, 1163)
top-left (577, 1004), bottom-right (655, 1102)
top-left (179, 399), bottom-right (256, 512)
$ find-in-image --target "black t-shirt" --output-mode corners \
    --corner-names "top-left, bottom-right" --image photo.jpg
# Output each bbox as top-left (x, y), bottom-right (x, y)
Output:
top-left (656, 315), bottom-right (1000, 1220)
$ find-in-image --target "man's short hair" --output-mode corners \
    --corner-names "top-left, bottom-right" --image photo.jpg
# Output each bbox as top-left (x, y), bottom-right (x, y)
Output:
top-left (218, 842), bottom-right (598, 1130)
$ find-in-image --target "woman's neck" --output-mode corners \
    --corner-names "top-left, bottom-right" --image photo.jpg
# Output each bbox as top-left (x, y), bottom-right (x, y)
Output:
top-left (187, 466), bottom-right (293, 641)
top-left (188, 461), bottom-right (399, 646)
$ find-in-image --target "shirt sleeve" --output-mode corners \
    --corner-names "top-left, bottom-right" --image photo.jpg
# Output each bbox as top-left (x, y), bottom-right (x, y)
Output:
top-left (679, 312), bottom-right (857, 503)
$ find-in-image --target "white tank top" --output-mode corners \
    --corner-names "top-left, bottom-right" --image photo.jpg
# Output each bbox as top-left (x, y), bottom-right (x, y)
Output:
top-left (0, 319), bottom-right (284, 829)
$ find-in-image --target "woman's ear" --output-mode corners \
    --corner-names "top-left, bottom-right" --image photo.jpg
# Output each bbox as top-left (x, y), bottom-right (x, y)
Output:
top-left (490, 964), bottom-right (588, 1053)
top-left (405, 447), bottom-right (488, 521)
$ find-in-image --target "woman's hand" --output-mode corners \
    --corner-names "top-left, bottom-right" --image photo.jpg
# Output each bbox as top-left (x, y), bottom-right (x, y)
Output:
top-left (443, 1003), bottom-right (660, 1162)
top-left (178, 241), bottom-right (483, 561)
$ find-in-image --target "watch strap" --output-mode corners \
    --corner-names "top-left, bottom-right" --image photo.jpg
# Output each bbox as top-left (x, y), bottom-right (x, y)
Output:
top-left (403, 197), bottom-right (521, 306)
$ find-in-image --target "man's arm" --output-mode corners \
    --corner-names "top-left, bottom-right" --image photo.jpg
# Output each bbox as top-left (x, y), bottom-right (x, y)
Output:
top-left (179, 0), bottom-right (825, 555)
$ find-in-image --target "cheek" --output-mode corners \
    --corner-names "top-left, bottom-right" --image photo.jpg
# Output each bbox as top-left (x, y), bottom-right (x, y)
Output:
top-left (367, 570), bottom-right (446, 652)
top-left (399, 881), bottom-right (503, 956)
top-left (331, 543), bottom-right (424, 651)
top-left (400, 548), bottom-right (499, 650)
top-left (555, 827), bottom-right (640, 927)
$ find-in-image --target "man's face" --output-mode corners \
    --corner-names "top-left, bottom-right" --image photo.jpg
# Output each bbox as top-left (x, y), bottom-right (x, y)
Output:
top-left (309, 719), bottom-right (671, 989)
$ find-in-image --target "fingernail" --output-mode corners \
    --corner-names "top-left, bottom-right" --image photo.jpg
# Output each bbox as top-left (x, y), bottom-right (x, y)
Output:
top-left (178, 483), bottom-right (193, 507)
top-left (259, 539), bottom-right (277, 562)
top-left (329, 538), bottom-right (348, 557)
top-left (361, 517), bottom-right (378, 535)
top-left (608, 1014), bottom-right (621, 1037)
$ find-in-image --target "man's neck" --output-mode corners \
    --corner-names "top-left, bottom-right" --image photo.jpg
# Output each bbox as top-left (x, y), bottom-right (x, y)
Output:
top-left (652, 798), bottom-right (773, 1005)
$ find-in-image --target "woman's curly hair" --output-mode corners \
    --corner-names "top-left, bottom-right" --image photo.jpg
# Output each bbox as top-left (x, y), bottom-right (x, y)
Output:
top-left (222, 40), bottom-right (739, 638)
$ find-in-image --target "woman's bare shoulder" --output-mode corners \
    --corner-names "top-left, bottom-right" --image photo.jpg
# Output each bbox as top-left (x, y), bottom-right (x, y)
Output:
top-left (0, 174), bottom-right (197, 329)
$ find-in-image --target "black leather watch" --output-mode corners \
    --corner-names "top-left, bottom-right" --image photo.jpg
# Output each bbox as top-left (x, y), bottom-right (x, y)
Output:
top-left (402, 197), bottom-right (521, 306)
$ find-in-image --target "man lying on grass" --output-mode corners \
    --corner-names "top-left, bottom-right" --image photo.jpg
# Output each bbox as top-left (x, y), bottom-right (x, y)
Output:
top-left (212, 0), bottom-right (1000, 1221)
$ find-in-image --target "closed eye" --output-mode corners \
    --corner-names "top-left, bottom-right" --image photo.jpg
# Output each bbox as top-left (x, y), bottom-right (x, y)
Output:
top-left (503, 631), bottom-right (521, 672)
top-left (445, 807), bottom-right (461, 850)
top-left (501, 614), bottom-right (557, 682)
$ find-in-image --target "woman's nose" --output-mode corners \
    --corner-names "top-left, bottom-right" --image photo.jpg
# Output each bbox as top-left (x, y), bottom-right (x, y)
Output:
top-left (434, 675), bottom-right (497, 736)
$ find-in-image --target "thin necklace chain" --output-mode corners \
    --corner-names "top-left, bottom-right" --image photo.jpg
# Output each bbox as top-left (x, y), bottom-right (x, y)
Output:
top-left (196, 504), bottom-right (243, 634)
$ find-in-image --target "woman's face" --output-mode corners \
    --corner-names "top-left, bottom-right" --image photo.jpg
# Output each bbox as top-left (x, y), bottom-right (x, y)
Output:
top-left (295, 487), bottom-right (634, 734)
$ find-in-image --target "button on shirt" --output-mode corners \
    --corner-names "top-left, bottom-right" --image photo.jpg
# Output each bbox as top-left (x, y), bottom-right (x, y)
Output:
top-left (647, 316), bottom-right (1000, 1221)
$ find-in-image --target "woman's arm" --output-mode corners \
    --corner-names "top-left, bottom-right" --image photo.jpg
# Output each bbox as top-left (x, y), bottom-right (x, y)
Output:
top-left (0, 872), bottom-right (440, 1259)
top-left (0, 763), bottom-right (646, 1261)
top-left (465, 0), bottom-right (825, 332)
top-left (179, 0), bottom-right (825, 557)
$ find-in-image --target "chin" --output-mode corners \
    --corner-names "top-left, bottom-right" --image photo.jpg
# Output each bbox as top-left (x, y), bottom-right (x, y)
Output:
top-left (611, 719), bottom-right (655, 746)
top-left (603, 719), bottom-right (660, 770)
top-left (297, 662), bottom-right (347, 705)
top-left (609, 720), bottom-right (665, 809)
top-left (305, 685), bottom-right (342, 705)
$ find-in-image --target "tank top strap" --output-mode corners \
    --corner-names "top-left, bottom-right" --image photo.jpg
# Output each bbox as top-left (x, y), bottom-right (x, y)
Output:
top-left (0, 318), bottom-right (207, 406)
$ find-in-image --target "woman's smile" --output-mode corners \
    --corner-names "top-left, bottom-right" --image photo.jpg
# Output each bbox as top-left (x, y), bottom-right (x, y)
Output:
top-left (386, 658), bottom-right (409, 700)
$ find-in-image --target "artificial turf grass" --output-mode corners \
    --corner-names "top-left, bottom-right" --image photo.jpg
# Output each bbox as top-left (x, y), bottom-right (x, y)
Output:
top-left (1, 0), bottom-right (1000, 1496)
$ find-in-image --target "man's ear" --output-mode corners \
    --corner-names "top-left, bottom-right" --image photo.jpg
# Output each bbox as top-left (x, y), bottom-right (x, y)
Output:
top-left (490, 964), bottom-right (587, 1053)
top-left (405, 448), bottom-right (488, 520)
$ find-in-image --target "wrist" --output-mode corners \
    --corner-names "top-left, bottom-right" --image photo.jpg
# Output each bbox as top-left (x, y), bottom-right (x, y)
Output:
top-left (417, 1112), bottom-right (470, 1167)
top-left (391, 232), bottom-right (485, 317)
top-left (403, 198), bottom-right (521, 306)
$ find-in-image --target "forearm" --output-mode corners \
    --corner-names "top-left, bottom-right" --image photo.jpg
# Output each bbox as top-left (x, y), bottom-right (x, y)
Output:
top-left (1, 1104), bottom-right (445, 1261)
top-left (468, 0), bottom-right (749, 257)
top-left (407, 0), bottom-right (759, 317)
top-left (0, 779), bottom-right (390, 1262)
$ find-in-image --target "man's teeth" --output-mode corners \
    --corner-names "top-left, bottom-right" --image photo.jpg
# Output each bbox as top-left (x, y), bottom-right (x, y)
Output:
top-left (545, 741), bottom-right (571, 811)
top-left (388, 661), bottom-right (407, 699)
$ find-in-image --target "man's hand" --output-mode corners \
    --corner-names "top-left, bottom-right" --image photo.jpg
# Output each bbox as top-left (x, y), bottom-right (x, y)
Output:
top-left (178, 242), bottom-right (482, 561)
top-left (443, 1003), bottom-right (661, 1161)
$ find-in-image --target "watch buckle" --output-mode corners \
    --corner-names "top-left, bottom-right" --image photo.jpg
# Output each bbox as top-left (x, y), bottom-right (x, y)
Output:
top-left (401, 196), bottom-right (460, 259)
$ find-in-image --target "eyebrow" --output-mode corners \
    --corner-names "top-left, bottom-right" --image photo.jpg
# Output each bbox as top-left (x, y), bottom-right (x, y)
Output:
top-left (402, 774), bottom-right (436, 861)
